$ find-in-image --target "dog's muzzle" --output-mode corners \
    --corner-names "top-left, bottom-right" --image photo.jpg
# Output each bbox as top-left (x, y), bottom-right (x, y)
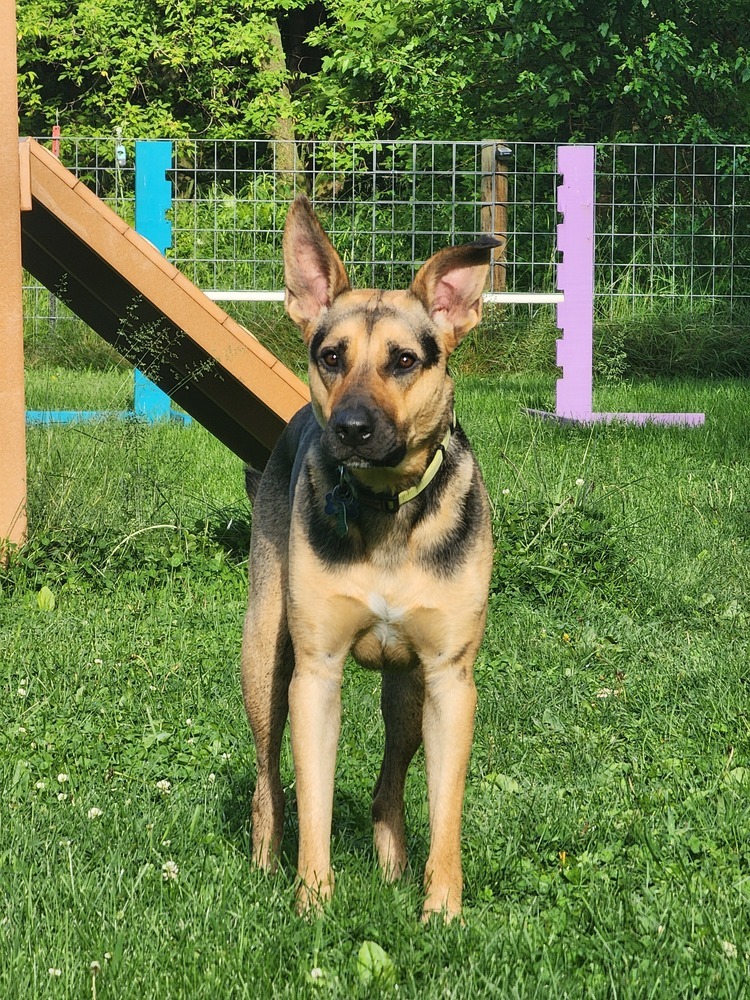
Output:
top-left (323, 402), bottom-right (406, 467)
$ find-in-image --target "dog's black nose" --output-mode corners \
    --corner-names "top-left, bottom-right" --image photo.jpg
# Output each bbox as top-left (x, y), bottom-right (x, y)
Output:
top-left (330, 405), bottom-right (374, 446)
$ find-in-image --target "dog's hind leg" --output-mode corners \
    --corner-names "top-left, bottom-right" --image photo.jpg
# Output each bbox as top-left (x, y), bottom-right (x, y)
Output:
top-left (241, 519), bottom-right (294, 871)
top-left (372, 668), bottom-right (425, 880)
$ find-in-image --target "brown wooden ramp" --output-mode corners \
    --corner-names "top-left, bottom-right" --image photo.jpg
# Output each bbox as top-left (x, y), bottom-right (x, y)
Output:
top-left (19, 138), bottom-right (309, 468)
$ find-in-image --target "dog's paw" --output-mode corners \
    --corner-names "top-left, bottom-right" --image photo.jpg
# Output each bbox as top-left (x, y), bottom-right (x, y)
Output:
top-left (295, 871), bottom-right (334, 916)
top-left (251, 847), bottom-right (279, 873)
top-left (420, 900), bottom-right (464, 925)
top-left (373, 825), bottom-right (408, 882)
top-left (421, 876), bottom-right (463, 924)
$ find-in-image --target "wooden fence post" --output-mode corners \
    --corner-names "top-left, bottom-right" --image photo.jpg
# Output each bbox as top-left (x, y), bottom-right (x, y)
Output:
top-left (481, 142), bottom-right (512, 292)
top-left (0, 1), bottom-right (28, 551)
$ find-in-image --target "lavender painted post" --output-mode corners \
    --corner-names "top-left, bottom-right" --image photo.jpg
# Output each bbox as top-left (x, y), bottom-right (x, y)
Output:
top-left (546, 144), bottom-right (704, 427)
top-left (555, 145), bottom-right (595, 419)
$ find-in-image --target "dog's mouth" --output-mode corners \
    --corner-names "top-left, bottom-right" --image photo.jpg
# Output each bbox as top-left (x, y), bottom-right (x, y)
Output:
top-left (322, 429), bottom-right (407, 469)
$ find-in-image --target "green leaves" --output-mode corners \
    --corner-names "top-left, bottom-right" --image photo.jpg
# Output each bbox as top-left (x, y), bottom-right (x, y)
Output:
top-left (36, 586), bottom-right (56, 611)
top-left (491, 481), bottom-right (629, 604)
top-left (2, 518), bottom-right (248, 597)
top-left (15, 0), bottom-right (750, 141)
top-left (16, 0), bottom-right (296, 137)
top-left (356, 940), bottom-right (397, 987)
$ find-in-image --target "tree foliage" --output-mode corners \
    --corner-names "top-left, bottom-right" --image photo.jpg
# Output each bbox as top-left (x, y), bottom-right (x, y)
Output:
top-left (15, 0), bottom-right (750, 142)
top-left (16, 0), bottom-right (303, 137)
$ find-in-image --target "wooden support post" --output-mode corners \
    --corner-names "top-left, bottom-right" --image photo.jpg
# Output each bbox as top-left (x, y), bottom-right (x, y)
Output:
top-left (0, 2), bottom-right (28, 550)
top-left (481, 142), bottom-right (512, 292)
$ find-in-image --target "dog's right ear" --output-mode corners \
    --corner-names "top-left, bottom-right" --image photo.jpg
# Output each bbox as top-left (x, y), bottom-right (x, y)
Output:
top-left (282, 195), bottom-right (350, 341)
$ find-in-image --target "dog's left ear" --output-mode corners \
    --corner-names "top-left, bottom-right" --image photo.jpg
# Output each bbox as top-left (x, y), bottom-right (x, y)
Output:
top-left (283, 194), bottom-right (351, 342)
top-left (410, 236), bottom-right (501, 354)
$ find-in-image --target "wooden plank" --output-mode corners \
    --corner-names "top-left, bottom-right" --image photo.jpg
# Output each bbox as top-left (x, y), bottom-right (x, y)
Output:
top-left (0, 7), bottom-right (27, 547)
top-left (21, 208), bottom-right (289, 464)
top-left (19, 139), bottom-right (32, 212)
top-left (22, 138), bottom-right (309, 461)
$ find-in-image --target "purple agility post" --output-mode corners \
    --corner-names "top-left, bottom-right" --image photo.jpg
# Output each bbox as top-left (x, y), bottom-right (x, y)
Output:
top-left (526, 144), bottom-right (594, 422)
top-left (556, 144), bottom-right (594, 419)
top-left (530, 144), bottom-right (704, 427)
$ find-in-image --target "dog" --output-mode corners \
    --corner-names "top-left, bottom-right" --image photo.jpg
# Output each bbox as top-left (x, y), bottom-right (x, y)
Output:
top-left (241, 195), bottom-right (498, 920)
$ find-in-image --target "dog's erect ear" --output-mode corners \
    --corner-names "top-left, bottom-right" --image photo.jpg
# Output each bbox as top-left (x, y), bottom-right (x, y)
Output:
top-left (410, 236), bottom-right (501, 354)
top-left (282, 195), bottom-right (351, 340)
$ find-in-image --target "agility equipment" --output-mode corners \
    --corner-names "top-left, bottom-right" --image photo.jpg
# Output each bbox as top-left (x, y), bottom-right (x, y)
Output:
top-left (531, 144), bottom-right (704, 426)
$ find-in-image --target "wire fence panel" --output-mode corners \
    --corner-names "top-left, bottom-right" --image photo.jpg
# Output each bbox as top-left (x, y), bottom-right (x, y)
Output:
top-left (165, 139), bottom-right (559, 295)
top-left (22, 137), bottom-right (750, 339)
top-left (595, 144), bottom-right (750, 311)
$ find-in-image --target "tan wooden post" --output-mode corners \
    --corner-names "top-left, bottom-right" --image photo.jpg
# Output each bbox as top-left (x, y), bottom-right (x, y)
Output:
top-left (0, 1), bottom-right (28, 550)
top-left (481, 142), bottom-right (512, 292)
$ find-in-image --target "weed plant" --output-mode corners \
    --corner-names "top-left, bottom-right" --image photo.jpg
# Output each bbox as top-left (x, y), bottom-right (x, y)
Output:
top-left (2, 368), bottom-right (750, 997)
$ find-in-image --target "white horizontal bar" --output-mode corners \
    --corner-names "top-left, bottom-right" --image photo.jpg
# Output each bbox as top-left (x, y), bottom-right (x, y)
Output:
top-left (203, 290), bottom-right (285, 302)
top-left (483, 292), bottom-right (563, 303)
top-left (203, 290), bottom-right (564, 304)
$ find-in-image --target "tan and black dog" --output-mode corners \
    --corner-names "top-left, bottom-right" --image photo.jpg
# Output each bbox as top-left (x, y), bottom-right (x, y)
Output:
top-left (241, 195), bottom-right (498, 920)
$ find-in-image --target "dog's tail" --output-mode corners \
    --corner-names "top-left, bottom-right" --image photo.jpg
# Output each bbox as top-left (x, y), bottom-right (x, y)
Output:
top-left (244, 466), bottom-right (263, 501)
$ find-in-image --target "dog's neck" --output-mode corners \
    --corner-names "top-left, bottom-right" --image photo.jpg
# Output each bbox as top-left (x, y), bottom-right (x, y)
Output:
top-left (324, 415), bottom-right (456, 534)
top-left (354, 414), bottom-right (456, 510)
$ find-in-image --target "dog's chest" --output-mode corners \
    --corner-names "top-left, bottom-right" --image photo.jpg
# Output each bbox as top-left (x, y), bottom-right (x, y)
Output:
top-left (348, 584), bottom-right (440, 671)
top-left (367, 592), bottom-right (407, 647)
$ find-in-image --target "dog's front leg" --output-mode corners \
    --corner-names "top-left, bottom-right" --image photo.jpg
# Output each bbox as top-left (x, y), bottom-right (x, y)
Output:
top-left (288, 655), bottom-right (345, 913)
top-left (421, 664), bottom-right (478, 921)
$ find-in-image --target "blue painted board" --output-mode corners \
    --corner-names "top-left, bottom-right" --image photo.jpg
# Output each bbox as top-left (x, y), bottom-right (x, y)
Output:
top-left (27, 140), bottom-right (189, 427)
top-left (134, 141), bottom-right (189, 424)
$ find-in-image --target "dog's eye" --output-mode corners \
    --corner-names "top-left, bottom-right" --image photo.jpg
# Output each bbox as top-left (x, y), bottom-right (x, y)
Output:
top-left (396, 353), bottom-right (417, 370)
top-left (320, 349), bottom-right (340, 370)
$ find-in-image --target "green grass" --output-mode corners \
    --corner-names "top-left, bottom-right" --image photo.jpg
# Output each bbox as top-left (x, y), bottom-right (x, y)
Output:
top-left (2, 369), bottom-right (750, 997)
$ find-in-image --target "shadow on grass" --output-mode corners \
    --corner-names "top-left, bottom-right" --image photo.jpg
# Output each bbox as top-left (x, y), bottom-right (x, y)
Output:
top-left (194, 507), bottom-right (252, 564)
top-left (219, 766), bottom-right (428, 884)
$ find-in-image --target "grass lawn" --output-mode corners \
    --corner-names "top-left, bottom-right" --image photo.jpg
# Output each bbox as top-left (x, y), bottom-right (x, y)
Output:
top-left (2, 369), bottom-right (750, 998)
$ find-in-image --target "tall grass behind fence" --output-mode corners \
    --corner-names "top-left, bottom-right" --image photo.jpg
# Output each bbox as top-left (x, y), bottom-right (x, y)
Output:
top-left (22, 138), bottom-right (750, 373)
top-left (598, 144), bottom-right (750, 310)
